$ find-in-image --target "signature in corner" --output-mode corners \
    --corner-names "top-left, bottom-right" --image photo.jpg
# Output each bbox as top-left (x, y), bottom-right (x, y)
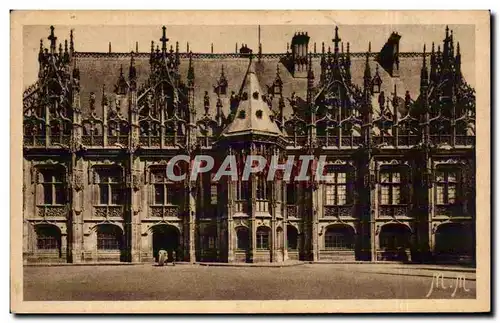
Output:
top-left (425, 272), bottom-right (470, 298)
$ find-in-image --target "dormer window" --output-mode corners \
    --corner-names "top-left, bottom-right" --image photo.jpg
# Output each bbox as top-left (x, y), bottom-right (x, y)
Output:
top-left (256, 110), bottom-right (263, 119)
top-left (214, 65), bottom-right (228, 96)
top-left (238, 110), bottom-right (246, 119)
top-left (372, 65), bottom-right (383, 94)
top-left (252, 91), bottom-right (259, 100)
top-left (273, 83), bottom-right (282, 96)
top-left (241, 92), bottom-right (248, 101)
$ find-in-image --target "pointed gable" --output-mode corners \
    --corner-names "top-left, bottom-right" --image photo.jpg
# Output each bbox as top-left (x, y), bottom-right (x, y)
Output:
top-left (221, 60), bottom-right (284, 137)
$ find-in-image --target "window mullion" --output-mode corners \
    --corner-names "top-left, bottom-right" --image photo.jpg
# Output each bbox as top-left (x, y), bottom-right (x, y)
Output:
top-left (51, 182), bottom-right (56, 205)
top-left (108, 183), bottom-right (111, 205)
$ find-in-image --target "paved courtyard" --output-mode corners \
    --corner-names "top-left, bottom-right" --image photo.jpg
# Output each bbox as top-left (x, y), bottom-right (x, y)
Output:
top-left (23, 263), bottom-right (475, 301)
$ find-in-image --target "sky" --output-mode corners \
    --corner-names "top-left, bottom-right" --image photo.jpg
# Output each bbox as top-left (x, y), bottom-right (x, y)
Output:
top-left (23, 24), bottom-right (475, 87)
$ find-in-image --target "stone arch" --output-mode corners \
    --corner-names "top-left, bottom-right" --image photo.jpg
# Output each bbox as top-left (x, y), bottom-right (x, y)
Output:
top-left (34, 223), bottom-right (62, 257)
top-left (323, 224), bottom-right (355, 250)
top-left (95, 223), bottom-right (124, 251)
top-left (379, 222), bottom-right (412, 261)
top-left (435, 222), bottom-right (472, 259)
top-left (150, 224), bottom-right (181, 261)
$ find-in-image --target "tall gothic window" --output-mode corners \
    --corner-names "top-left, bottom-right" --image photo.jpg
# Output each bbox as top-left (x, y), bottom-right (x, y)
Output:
top-left (236, 180), bottom-right (249, 200)
top-left (236, 227), bottom-right (249, 250)
top-left (286, 182), bottom-right (297, 205)
top-left (256, 175), bottom-right (270, 200)
top-left (435, 168), bottom-right (459, 205)
top-left (151, 168), bottom-right (182, 206)
top-left (379, 167), bottom-right (408, 205)
top-left (256, 227), bottom-right (270, 250)
top-left (324, 168), bottom-right (352, 206)
top-left (95, 167), bottom-right (124, 205)
top-left (37, 167), bottom-right (66, 205)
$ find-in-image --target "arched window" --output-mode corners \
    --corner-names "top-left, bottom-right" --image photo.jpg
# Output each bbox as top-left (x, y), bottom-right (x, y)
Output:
top-left (379, 223), bottom-right (411, 251)
top-left (236, 227), bottom-right (249, 250)
top-left (35, 224), bottom-right (61, 252)
top-left (435, 223), bottom-right (470, 255)
top-left (324, 225), bottom-right (354, 250)
top-left (256, 226), bottom-right (271, 250)
top-left (97, 224), bottom-right (123, 250)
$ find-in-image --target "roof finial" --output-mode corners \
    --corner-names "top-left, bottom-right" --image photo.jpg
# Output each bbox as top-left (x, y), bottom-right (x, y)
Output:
top-left (48, 25), bottom-right (57, 54)
top-left (333, 26), bottom-right (341, 54)
top-left (423, 44), bottom-right (427, 68)
top-left (160, 26), bottom-right (169, 53)
top-left (136, 41), bottom-right (139, 53)
top-left (69, 29), bottom-right (74, 54)
top-left (108, 42), bottom-right (112, 53)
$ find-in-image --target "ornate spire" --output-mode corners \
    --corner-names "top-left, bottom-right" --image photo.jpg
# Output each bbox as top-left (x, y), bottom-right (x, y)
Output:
top-left (101, 84), bottom-right (108, 106)
top-left (420, 44), bottom-right (428, 87)
top-left (129, 51), bottom-right (137, 86)
top-left (455, 41), bottom-right (462, 82)
top-left (307, 52), bottom-right (314, 80)
top-left (364, 42), bottom-right (372, 88)
top-left (346, 42), bottom-right (351, 66)
top-left (216, 96), bottom-right (223, 126)
top-left (160, 26), bottom-right (169, 53)
top-left (69, 29), bottom-right (74, 55)
top-left (187, 52), bottom-right (195, 87)
top-left (333, 26), bottom-right (341, 55)
top-left (48, 26), bottom-right (57, 54)
top-left (38, 39), bottom-right (44, 63)
top-left (175, 41), bottom-right (180, 67)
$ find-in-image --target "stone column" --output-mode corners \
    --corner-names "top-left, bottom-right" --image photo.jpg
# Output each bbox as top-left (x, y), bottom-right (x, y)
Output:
top-left (129, 157), bottom-right (141, 263)
top-left (70, 156), bottom-right (83, 263)
top-left (311, 184), bottom-right (319, 261)
top-left (283, 182), bottom-right (288, 261)
top-left (189, 187), bottom-right (196, 263)
top-left (370, 160), bottom-right (377, 262)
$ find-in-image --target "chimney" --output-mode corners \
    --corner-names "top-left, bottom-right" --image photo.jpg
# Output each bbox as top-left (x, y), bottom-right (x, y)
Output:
top-left (376, 32), bottom-right (401, 78)
top-left (291, 32), bottom-right (310, 78)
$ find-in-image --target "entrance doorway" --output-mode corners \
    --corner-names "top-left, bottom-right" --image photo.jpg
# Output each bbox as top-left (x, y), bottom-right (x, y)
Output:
top-left (152, 225), bottom-right (180, 262)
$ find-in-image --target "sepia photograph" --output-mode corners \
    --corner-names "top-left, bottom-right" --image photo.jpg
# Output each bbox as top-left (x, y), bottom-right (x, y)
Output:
top-left (11, 10), bottom-right (490, 314)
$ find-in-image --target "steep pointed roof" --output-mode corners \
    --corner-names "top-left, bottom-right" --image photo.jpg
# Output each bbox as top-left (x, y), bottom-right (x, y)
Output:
top-left (221, 60), bottom-right (284, 137)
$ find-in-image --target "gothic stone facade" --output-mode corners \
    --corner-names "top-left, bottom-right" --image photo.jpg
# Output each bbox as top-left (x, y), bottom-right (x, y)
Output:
top-left (23, 26), bottom-right (476, 264)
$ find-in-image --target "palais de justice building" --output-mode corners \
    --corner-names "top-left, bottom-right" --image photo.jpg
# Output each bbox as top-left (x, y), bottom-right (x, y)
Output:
top-left (22, 26), bottom-right (476, 264)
